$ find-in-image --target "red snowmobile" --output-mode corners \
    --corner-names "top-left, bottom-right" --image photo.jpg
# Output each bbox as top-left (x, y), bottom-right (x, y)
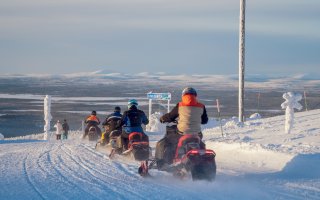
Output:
top-left (141, 125), bottom-right (216, 181)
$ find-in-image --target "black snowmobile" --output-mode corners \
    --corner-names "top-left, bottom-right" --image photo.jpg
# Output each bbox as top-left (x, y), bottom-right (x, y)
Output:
top-left (83, 125), bottom-right (100, 141)
top-left (142, 124), bottom-right (216, 181)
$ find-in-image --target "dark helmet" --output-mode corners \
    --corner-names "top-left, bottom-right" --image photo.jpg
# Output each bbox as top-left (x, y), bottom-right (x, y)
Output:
top-left (128, 99), bottom-right (138, 109)
top-left (91, 110), bottom-right (97, 115)
top-left (182, 87), bottom-right (197, 96)
top-left (114, 106), bottom-right (121, 112)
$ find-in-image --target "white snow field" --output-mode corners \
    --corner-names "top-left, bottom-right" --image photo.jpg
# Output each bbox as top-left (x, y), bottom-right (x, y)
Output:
top-left (1, 109), bottom-right (320, 199)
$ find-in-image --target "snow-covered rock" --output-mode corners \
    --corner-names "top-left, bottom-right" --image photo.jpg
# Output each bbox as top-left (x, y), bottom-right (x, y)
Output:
top-left (249, 113), bottom-right (261, 120)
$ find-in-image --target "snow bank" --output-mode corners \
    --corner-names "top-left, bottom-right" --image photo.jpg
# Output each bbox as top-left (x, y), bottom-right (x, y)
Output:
top-left (206, 141), bottom-right (294, 175)
top-left (201, 118), bottom-right (220, 130)
top-left (275, 153), bottom-right (320, 179)
top-left (5, 130), bottom-right (83, 141)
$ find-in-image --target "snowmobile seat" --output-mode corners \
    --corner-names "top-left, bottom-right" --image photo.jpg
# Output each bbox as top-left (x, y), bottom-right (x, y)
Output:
top-left (175, 134), bottom-right (200, 159)
top-left (128, 132), bottom-right (150, 161)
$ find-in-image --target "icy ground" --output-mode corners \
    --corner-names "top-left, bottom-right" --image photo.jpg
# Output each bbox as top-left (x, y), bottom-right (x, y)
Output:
top-left (1, 109), bottom-right (320, 199)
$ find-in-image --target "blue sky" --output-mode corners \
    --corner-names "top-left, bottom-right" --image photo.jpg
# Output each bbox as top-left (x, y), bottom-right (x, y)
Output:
top-left (0, 0), bottom-right (319, 76)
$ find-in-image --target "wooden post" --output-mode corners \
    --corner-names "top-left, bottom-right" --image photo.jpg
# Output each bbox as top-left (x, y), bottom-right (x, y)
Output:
top-left (304, 90), bottom-right (308, 111)
top-left (216, 99), bottom-right (224, 137)
top-left (149, 99), bottom-right (152, 119)
top-left (257, 92), bottom-right (261, 113)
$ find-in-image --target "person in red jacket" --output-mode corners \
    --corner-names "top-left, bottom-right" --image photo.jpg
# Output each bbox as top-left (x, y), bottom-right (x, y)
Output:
top-left (83, 110), bottom-right (101, 138)
top-left (155, 87), bottom-right (208, 169)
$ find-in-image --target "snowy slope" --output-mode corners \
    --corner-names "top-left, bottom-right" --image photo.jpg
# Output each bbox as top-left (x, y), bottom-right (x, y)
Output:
top-left (1, 110), bottom-right (320, 199)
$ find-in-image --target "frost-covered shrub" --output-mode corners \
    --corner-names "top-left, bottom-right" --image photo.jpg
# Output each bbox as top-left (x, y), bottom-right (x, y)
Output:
top-left (146, 112), bottom-right (166, 133)
top-left (281, 92), bottom-right (302, 134)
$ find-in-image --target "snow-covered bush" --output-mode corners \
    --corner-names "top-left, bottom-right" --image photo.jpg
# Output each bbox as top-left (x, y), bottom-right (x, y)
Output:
top-left (281, 92), bottom-right (303, 134)
top-left (146, 112), bottom-right (166, 133)
top-left (224, 118), bottom-right (244, 129)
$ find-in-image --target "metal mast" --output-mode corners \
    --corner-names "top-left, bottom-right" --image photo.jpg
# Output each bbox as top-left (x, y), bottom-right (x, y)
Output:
top-left (238, 0), bottom-right (246, 122)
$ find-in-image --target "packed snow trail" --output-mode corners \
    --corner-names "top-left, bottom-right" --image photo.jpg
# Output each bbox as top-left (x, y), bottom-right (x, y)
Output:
top-left (0, 140), bottom-right (198, 200)
top-left (1, 138), bottom-right (320, 199)
top-left (1, 140), bottom-right (213, 199)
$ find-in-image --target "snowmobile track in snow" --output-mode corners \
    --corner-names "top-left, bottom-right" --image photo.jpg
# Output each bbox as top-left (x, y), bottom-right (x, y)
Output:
top-left (23, 153), bottom-right (46, 200)
top-left (61, 145), bottom-right (136, 198)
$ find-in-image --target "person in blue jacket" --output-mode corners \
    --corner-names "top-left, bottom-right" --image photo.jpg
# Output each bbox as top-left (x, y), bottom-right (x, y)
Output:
top-left (118, 99), bottom-right (149, 150)
top-left (100, 106), bottom-right (123, 145)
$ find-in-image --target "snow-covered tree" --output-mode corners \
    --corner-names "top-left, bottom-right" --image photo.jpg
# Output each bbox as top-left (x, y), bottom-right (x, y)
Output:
top-left (146, 112), bottom-right (166, 133)
top-left (44, 95), bottom-right (52, 140)
top-left (281, 92), bottom-right (303, 134)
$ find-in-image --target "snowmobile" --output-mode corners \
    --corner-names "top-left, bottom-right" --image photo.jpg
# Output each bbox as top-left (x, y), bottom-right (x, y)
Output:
top-left (95, 130), bottom-right (151, 176)
top-left (83, 125), bottom-right (100, 141)
top-left (141, 124), bottom-right (216, 181)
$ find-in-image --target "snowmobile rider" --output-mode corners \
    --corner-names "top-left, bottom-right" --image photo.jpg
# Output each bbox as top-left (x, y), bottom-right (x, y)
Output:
top-left (84, 110), bottom-right (102, 138)
top-left (100, 106), bottom-right (123, 145)
top-left (155, 87), bottom-right (208, 168)
top-left (118, 99), bottom-right (149, 150)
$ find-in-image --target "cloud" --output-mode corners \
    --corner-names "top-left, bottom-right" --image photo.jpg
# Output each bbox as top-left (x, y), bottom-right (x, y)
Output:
top-left (1, 0), bottom-right (319, 39)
